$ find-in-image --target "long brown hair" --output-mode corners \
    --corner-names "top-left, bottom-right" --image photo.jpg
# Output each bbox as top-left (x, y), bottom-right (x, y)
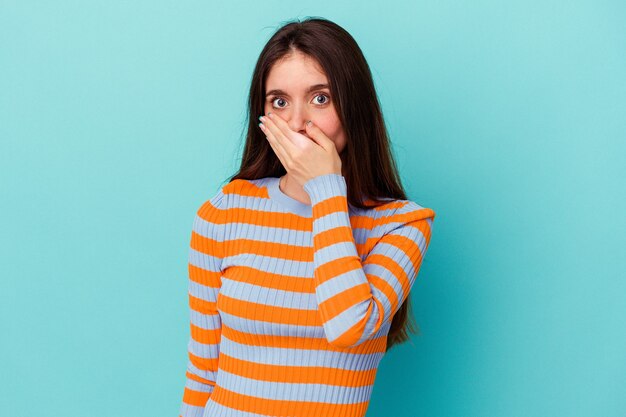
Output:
top-left (226, 17), bottom-right (420, 352)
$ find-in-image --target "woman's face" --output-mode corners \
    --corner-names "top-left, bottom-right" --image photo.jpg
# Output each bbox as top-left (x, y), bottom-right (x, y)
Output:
top-left (263, 51), bottom-right (347, 155)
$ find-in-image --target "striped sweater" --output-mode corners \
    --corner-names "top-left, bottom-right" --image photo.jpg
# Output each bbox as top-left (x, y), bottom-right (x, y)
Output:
top-left (179, 173), bottom-right (436, 417)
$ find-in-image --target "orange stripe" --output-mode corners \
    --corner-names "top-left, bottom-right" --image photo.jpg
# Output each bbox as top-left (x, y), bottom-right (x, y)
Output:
top-left (197, 198), bottom-right (225, 219)
top-left (317, 282), bottom-right (371, 322)
top-left (224, 265), bottom-right (316, 293)
top-left (332, 315), bottom-right (367, 347)
top-left (224, 237), bottom-right (313, 261)
top-left (190, 229), bottom-right (224, 258)
top-left (372, 200), bottom-right (407, 211)
top-left (378, 206), bottom-right (436, 226)
top-left (216, 352), bottom-right (378, 386)
top-left (232, 206), bottom-right (314, 230)
top-left (365, 252), bottom-right (417, 308)
top-left (182, 384), bottom-right (212, 407)
top-left (314, 254), bottom-right (361, 285)
top-left (188, 263), bottom-right (221, 288)
top-left (189, 293), bottom-right (218, 315)
top-left (220, 325), bottom-right (387, 353)
top-left (414, 217), bottom-right (434, 242)
top-left (210, 385), bottom-right (369, 417)
top-left (188, 349), bottom-right (218, 371)
top-left (224, 233), bottom-right (372, 259)
top-left (217, 292), bottom-right (321, 326)
top-left (312, 194), bottom-right (349, 217)
top-left (314, 225), bottom-right (355, 250)
top-left (190, 322), bottom-right (220, 344)
top-left (202, 204), bottom-right (315, 231)
top-left (368, 273), bottom-right (401, 320)
top-left (186, 370), bottom-right (216, 386)
top-left (223, 179), bottom-right (270, 199)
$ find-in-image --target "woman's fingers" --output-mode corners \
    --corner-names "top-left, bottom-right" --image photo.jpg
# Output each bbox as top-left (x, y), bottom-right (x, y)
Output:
top-left (260, 117), bottom-right (291, 169)
top-left (263, 113), bottom-right (301, 154)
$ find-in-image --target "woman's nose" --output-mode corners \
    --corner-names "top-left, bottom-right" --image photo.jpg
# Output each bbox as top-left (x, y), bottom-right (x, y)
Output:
top-left (288, 116), bottom-right (308, 132)
top-left (287, 106), bottom-right (310, 130)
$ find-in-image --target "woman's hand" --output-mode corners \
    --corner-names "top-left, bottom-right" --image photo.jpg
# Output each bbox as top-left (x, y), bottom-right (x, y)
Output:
top-left (259, 112), bottom-right (342, 187)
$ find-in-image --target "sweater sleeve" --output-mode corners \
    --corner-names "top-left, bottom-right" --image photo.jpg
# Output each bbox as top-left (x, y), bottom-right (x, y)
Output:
top-left (303, 173), bottom-right (435, 348)
top-left (179, 189), bottom-right (226, 417)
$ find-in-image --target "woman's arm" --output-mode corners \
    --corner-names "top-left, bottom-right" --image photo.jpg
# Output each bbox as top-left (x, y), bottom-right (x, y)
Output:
top-left (179, 190), bottom-right (226, 417)
top-left (303, 173), bottom-right (436, 349)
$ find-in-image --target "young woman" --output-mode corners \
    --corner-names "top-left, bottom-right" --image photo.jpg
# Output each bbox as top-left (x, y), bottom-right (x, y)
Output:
top-left (180, 17), bottom-right (436, 417)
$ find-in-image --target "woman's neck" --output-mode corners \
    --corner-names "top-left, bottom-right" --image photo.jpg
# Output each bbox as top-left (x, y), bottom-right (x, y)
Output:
top-left (279, 174), bottom-right (312, 206)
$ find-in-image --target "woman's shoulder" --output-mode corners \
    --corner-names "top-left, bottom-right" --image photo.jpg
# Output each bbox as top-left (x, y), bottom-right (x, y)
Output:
top-left (362, 196), bottom-right (436, 222)
top-left (223, 176), bottom-right (272, 193)
top-left (196, 177), bottom-right (270, 215)
top-left (195, 184), bottom-right (228, 222)
top-left (365, 198), bottom-right (435, 240)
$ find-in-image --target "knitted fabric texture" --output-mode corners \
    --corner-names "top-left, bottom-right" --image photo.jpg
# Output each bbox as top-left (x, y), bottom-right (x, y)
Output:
top-left (179, 173), bottom-right (435, 417)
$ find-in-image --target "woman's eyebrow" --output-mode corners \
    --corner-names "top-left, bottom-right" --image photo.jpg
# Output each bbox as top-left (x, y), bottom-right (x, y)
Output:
top-left (265, 83), bottom-right (329, 97)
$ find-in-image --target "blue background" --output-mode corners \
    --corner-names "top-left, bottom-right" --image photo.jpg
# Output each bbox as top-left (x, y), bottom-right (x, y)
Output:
top-left (1, 1), bottom-right (624, 416)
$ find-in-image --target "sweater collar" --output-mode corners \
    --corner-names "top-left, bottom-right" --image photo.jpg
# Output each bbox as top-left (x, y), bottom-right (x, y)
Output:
top-left (266, 176), bottom-right (313, 218)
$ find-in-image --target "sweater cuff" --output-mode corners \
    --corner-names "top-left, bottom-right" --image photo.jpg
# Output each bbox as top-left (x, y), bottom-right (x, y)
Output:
top-left (303, 173), bottom-right (347, 205)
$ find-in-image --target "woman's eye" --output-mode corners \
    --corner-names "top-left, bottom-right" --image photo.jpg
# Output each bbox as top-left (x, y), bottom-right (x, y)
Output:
top-left (314, 94), bottom-right (330, 105)
top-left (272, 97), bottom-right (287, 108)
top-left (270, 94), bottom-right (330, 108)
